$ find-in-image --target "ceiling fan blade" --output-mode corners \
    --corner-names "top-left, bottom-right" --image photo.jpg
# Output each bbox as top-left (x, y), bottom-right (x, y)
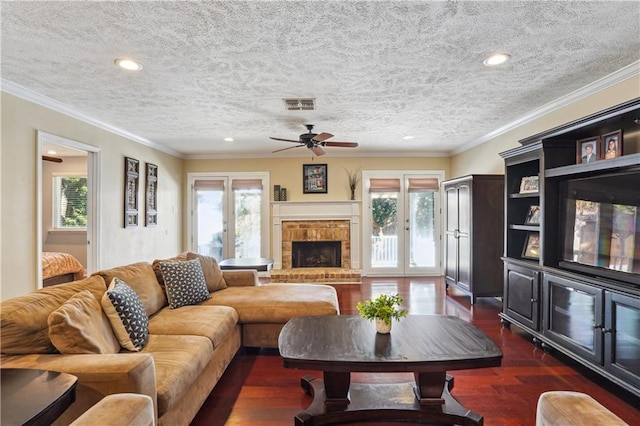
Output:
top-left (270, 137), bottom-right (302, 143)
top-left (42, 155), bottom-right (63, 163)
top-left (311, 146), bottom-right (326, 156)
top-left (312, 132), bottom-right (333, 143)
top-left (323, 141), bottom-right (359, 148)
top-left (272, 144), bottom-right (304, 153)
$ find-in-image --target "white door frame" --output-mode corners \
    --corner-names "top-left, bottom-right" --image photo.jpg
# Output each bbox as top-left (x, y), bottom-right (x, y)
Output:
top-left (37, 131), bottom-right (101, 287)
top-left (362, 170), bottom-right (444, 277)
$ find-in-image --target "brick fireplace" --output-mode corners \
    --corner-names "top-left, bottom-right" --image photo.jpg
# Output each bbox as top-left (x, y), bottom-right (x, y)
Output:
top-left (281, 220), bottom-right (350, 269)
top-left (271, 201), bottom-right (361, 283)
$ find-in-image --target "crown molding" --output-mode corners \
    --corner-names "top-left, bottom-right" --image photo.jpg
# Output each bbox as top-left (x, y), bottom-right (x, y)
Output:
top-left (3, 60), bottom-right (638, 160)
top-left (1, 80), bottom-right (184, 159)
top-left (451, 60), bottom-right (640, 155)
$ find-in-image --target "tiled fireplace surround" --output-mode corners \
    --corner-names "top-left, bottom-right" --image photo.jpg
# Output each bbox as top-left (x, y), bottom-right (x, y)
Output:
top-left (271, 201), bottom-right (361, 283)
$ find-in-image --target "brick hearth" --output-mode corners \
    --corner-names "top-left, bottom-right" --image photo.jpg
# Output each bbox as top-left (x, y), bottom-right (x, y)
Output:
top-left (270, 267), bottom-right (361, 283)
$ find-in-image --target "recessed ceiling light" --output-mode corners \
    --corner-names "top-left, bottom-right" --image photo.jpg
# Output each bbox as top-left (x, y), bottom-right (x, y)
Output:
top-left (223, 137), bottom-right (234, 142)
top-left (403, 136), bottom-right (414, 140)
top-left (115, 58), bottom-right (143, 71)
top-left (47, 150), bottom-right (57, 155)
top-left (483, 52), bottom-right (511, 66)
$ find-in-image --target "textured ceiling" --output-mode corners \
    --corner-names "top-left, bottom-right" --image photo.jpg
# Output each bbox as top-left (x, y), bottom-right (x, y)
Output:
top-left (2, 1), bottom-right (640, 158)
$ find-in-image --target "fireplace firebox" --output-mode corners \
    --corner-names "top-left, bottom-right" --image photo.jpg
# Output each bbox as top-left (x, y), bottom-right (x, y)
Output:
top-left (292, 241), bottom-right (342, 268)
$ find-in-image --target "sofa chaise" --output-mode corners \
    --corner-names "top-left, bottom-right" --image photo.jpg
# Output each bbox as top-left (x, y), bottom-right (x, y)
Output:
top-left (1, 252), bottom-right (339, 425)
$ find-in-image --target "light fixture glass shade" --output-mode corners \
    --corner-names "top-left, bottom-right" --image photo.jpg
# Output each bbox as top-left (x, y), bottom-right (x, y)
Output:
top-left (115, 58), bottom-right (143, 71)
top-left (483, 52), bottom-right (510, 66)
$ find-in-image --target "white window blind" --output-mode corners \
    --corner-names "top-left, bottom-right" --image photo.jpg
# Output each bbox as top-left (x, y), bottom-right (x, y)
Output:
top-left (53, 175), bottom-right (88, 229)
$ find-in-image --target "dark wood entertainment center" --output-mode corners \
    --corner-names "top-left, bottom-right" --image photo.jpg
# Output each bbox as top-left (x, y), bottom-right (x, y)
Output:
top-left (499, 98), bottom-right (640, 398)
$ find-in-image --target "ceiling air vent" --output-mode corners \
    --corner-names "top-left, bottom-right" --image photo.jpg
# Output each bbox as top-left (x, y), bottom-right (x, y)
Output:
top-left (283, 98), bottom-right (315, 111)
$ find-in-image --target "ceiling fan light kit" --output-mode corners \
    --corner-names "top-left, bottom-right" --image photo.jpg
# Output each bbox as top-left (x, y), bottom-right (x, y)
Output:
top-left (270, 124), bottom-right (358, 156)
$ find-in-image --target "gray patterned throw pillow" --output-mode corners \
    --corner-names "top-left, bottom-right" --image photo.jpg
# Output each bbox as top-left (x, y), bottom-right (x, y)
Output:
top-left (101, 277), bottom-right (149, 351)
top-left (159, 259), bottom-right (211, 309)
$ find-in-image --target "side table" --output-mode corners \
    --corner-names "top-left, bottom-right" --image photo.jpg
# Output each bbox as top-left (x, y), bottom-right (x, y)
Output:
top-left (1, 368), bottom-right (77, 425)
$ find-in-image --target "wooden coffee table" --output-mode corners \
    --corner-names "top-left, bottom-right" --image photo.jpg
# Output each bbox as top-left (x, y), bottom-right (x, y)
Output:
top-left (1, 368), bottom-right (77, 425)
top-left (278, 315), bottom-right (502, 425)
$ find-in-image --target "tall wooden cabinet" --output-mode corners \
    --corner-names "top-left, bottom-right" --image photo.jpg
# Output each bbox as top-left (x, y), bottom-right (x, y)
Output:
top-left (499, 98), bottom-right (640, 398)
top-left (443, 175), bottom-right (504, 303)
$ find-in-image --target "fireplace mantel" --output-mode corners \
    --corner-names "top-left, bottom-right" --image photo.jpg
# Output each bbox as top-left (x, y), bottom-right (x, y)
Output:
top-left (272, 201), bottom-right (361, 270)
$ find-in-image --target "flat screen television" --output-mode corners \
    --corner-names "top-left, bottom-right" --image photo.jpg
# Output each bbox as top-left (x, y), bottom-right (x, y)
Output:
top-left (559, 169), bottom-right (640, 286)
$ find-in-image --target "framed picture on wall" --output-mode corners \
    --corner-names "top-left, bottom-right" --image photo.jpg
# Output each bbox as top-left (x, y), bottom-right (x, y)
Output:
top-left (145, 163), bottom-right (158, 227)
top-left (303, 164), bottom-right (328, 194)
top-left (124, 156), bottom-right (139, 228)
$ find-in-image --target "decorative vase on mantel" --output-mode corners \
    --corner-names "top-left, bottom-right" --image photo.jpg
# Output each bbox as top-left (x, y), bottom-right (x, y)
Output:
top-left (375, 318), bottom-right (392, 334)
top-left (350, 188), bottom-right (356, 201)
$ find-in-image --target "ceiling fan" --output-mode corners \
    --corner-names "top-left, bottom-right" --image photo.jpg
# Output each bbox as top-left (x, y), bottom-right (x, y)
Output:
top-left (270, 124), bottom-right (358, 156)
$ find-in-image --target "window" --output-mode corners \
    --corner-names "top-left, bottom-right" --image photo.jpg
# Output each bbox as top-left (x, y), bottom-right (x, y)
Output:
top-left (53, 175), bottom-right (88, 229)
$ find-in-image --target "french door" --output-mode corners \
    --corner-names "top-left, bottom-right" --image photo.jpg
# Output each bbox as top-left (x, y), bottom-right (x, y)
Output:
top-left (187, 173), bottom-right (269, 262)
top-left (363, 171), bottom-right (443, 276)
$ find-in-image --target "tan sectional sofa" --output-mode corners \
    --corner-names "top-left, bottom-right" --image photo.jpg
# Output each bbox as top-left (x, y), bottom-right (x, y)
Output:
top-left (0, 254), bottom-right (339, 425)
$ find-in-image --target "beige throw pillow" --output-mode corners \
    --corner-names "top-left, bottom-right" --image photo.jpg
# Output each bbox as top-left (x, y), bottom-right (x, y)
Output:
top-left (186, 252), bottom-right (227, 292)
top-left (0, 275), bottom-right (107, 354)
top-left (94, 262), bottom-right (166, 316)
top-left (48, 290), bottom-right (120, 354)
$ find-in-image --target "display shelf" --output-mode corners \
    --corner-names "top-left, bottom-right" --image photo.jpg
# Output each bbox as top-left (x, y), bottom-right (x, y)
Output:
top-left (499, 98), bottom-right (640, 398)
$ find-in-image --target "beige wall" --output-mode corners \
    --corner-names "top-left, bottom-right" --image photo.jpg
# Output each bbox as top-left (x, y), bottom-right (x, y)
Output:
top-left (2, 75), bottom-right (637, 299)
top-left (450, 75), bottom-right (640, 177)
top-left (184, 156), bottom-right (451, 251)
top-left (1, 93), bottom-right (183, 300)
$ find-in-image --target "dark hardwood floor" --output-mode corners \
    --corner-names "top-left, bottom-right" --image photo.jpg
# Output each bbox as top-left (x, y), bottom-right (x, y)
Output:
top-left (192, 277), bottom-right (639, 425)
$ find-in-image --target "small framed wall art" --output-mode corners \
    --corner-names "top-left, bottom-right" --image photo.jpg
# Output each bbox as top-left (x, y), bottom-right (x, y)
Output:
top-left (601, 130), bottom-right (622, 160)
top-left (576, 136), bottom-right (600, 164)
top-left (145, 163), bottom-right (158, 227)
top-left (524, 205), bottom-right (540, 225)
top-left (519, 176), bottom-right (539, 194)
top-left (522, 232), bottom-right (540, 260)
top-left (124, 156), bottom-right (139, 228)
top-left (303, 164), bottom-right (328, 194)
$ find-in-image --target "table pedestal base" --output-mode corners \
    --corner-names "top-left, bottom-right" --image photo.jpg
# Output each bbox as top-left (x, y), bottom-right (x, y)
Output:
top-left (296, 374), bottom-right (483, 426)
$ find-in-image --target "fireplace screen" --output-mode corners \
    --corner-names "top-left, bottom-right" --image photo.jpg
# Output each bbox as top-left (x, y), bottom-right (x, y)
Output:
top-left (292, 241), bottom-right (341, 268)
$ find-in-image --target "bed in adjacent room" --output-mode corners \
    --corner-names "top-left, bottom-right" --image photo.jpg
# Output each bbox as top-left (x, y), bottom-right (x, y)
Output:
top-left (42, 251), bottom-right (85, 287)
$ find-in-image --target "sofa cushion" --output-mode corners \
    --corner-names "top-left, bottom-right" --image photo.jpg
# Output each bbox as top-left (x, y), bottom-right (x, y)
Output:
top-left (149, 305), bottom-right (238, 348)
top-left (0, 275), bottom-right (107, 354)
top-left (94, 262), bottom-right (166, 316)
top-left (151, 252), bottom-right (188, 288)
top-left (48, 289), bottom-right (120, 354)
top-left (158, 259), bottom-right (211, 309)
top-left (203, 283), bottom-right (340, 323)
top-left (141, 334), bottom-right (213, 417)
top-left (102, 278), bottom-right (149, 351)
top-left (186, 252), bottom-right (227, 291)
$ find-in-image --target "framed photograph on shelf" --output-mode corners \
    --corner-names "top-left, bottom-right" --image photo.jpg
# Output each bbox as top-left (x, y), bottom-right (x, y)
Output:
top-left (519, 176), bottom-right (539, 194)
top-left (601, 130), bottom-right (622, 160)
top-left (576, 136), bottom-right (600, 164)
top-left (303, 164), bottom-right (328, 194)
top-left (522, 233), bottom-right (540, 260)
top-left (145, 163), bottom-right (158, 227)
top-left (524, 205), bottom-right (540, 225)
top-left (124, 156), bottom-right (139, 228)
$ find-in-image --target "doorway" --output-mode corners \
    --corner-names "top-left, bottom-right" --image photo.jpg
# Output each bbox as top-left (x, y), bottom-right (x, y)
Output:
top-left (362, 171), bottom-right (443, 276)
top-left (37, 131), bottom-right (100, 286)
